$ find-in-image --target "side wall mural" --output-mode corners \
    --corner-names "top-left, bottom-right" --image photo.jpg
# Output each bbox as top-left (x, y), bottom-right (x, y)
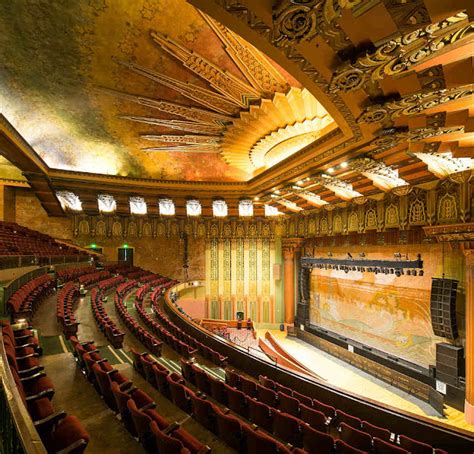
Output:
top-left (308, 243), bottom-right (465, 368)
top-left (205, 238), bottom-right (276, 323)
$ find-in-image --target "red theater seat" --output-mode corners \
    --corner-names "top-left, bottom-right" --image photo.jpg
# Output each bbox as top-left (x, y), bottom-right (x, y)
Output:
top-left (150, 420), bottom-right (209, 454)
top-left (256, 383), bottom-right (278, 407)
top-left (240, 376), bottom-right (258, 398)
top-left (208, 375), bottom-right (227, 405)
top-left (272, 410), bottom-right (303, 447)
top-left (399, 435), bottom-right (433, 454)
top-left (189, 392), bottom-right (217, 433)
top-left (294, 390), bottom-right (313, 408)
top-left (152, 363), bottom-right (171, 398)
top-left (302, 424), bottom-right (335, 454)
top-left (168, 378), bottom-right (192, 413)
top-left (92, 363), bottom-right (132, 411)
top-left (214, 405), bottom-right (244, 451)
top-left (193, 365), bottom-right (211, 395)
top-left (278, 391), bottom-right (300, 417)
top-left (373, 437), bottom-right (409, 454)
top-left (361, 420), bottom-right (391, 442)
top-left (225, 368), bottom-right (241, 388)
top-left (300, 404), bottom-right (328, 432)
top-left (242, 424), bottom-right (291, 454)
top-left (111, 381), bottom-right (155, 436)
top-left (42, 415), bottom-right (90, 454)
top-left (336, 410), bottom-right (362, 430)
top-left (225, 384), bottom-right (248, 417)
top-left (339, 422), bottom-right (372, 452)
top-left (335, 439), bottom-right (369, 454)
top-left (248, 397), bottom-right (273, 432)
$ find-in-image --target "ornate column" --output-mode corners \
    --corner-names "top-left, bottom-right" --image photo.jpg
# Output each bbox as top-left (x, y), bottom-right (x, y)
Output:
top-left (282, 238), bottom-right (304, 325)
top-left (463, 246), bottom-right (474, 423)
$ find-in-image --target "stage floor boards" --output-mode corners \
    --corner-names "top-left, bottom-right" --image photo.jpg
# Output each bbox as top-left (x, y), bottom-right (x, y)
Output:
top-left (256, 328), bottom-right (474, 434)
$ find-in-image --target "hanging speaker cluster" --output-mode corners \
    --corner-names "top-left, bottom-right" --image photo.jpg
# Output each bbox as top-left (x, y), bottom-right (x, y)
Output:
top-left (430, 278), bottom-right (458, 340)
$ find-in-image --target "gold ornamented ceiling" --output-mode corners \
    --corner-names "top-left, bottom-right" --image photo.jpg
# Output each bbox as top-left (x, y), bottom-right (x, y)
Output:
top-left (0, 0), bottom-right (334, 182)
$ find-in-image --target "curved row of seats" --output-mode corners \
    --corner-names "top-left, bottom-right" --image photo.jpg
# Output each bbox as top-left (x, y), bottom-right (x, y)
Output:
top-left (77, 270), bottom-right (111, 287)
top-left (135, 277), bottom-right (168, 302)
top-left (132, 348), bottom-right (298, 453)
top-left (0, 221), bottom-right (88, 258)
top-left (151, 300), bottom-right (228, 367)
top-left (97, 275), bottom-right (126, 293)
top-left (252, 372), bottom-right (449, 454)
top-left (7, 274), bottom-right (55, 320)
top-left (69, 335), bottom-right (208, 453)
top-left (90, 288), bottom-right (125, 348)
top-left (135, 298), bottom-right (197, 360)
top-left (56, 266), bottom-right (96, 284)
top-left (2, 321), bottom-right (90, 453)
top-left (114, 291), bottom-right (163, 356)
top-left (56, 282), bottom-right (80, 337)
top-left (116, 279), bottom-right (139, 298)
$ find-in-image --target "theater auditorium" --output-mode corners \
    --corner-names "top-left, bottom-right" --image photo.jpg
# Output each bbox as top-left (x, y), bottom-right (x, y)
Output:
top-left (0, 1), bottom-right (473, 453)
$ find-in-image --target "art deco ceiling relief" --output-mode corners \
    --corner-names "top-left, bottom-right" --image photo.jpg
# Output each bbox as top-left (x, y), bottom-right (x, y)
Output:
top-left (100, 11), bottom-right (336, 177)
top-left (0, 0), bottom-right (334, 182)
top-left (0, 0), bottom-right (472, 217)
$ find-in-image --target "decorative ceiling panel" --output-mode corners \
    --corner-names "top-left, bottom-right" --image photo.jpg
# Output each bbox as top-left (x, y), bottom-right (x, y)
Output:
top-left (0, 0), bottom-right (330, 182)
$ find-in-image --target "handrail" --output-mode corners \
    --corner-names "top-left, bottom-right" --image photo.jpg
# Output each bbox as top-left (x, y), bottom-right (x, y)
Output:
top-left (163, 282), bottom-right (474, 449)
top-left (0, 332), bottom-right (47, 454)
top-left (0, 254), bottom-right (90, 271)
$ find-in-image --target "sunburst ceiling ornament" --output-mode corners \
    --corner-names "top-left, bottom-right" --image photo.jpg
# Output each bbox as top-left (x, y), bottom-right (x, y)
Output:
top-left (104, 12), bottom-right (335, 178)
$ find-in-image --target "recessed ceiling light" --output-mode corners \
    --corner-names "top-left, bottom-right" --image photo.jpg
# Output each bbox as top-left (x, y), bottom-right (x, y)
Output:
top-left (274, 189), bottom-right (280, 194)
top-left (340, 162), bottom-right (348, 168)
top-left (328, 167), bottom-right (334, 173)
top-left (254, 196), bottom-right (259, 201)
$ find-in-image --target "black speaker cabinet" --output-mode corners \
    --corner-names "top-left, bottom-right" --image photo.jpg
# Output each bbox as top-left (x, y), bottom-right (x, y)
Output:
top-left (430, 278), bottom-right (458, 340)
top-left (436, 343), bottom-right (464, 386)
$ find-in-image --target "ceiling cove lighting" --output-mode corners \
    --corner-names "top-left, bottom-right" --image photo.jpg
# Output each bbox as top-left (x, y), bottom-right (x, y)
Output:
top-left (213, 200), bottom-right (228, 217)
top-left (186, 199), bottom-right (201, 217)
top-left (159, 198), bottom-right (175, 216)
top-left (264, 204), bottom-right (281, 216)
top-left (129, 196), bottom-right (147, 215)
top-left (56, 191), bottom-right (82, 212)
top-left (97, 194), bottom-right (117, 213)
top-left (239, 199), bottom-right (253, 217)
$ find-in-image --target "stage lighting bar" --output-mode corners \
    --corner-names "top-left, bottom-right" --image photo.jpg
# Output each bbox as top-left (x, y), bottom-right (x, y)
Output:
top-left (301, 256), bottom-right (423, 274)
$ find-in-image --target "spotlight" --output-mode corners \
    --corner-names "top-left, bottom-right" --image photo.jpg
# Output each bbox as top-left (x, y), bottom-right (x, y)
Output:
top-left (359, 252), bottom-right (365, 258)
top-left (352, 266), bottom-right (357, 271)
top-left (344, 267), bottom-right (349, 274)
top-left (390, 269), bottom-right (394, 274)
top-left (406, 270), bottom-right (411, 276)
top-left (327, 252), bottom-right (333, 257)
top-left (419, 270), bottom-right (424, 276)
top-left (361, 267), bottom-right (366, 272)
top-left (374, 268), bottom-right (378, 274)
top-left (395, 270), bottom-right (401, 277)
top-left (394, 253), bottom-right (401, 259)
top-left (347, 252), bottom-right (353, 259)
top-left (413, 270), bottom-right (417, 276)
